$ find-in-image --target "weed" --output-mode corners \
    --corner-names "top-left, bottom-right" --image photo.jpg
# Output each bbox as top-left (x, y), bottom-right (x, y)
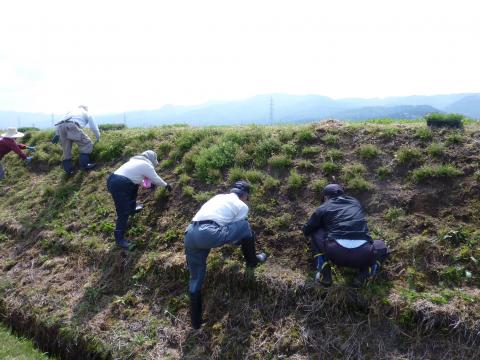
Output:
top-left (321, 133), bottom-right (339, 145)
top-left (396, 146), bottom-right (422, 165)
top-left (358, 144), bottom-right (380, 159)
top-left (325, 149), bottom-right (343, 161)
top-left (310, 179), bottom-right (328, 197)
top-left (298, 159), bottom-right (314, 169)
top-left (385, 207), bottom-right (405, 223)
top-left (281, 143), bottom-right (298, 158)
top-left (446, 132), bottom-right (464, 146)
top-left (377, 166), bottom-right (392, 180)
top-left (379, 126), bottom-right (398, 140)
top-left (182, 185), bottom-right (195, 197)
top-left (425, 112), bottom-right (464, 128)
top-left (426, 142), bottom-right (445, 157)
top-left (287, 169), bottom-right (305, 192)
top-left (415, 127), bottom-right (433, 141)
top-left (296, 128), bottom-right (316, 143)
top-left (193, 191), bottom-right (214, 203)
top-left (411, 164), bottom-right (463, 182)
top-left (321, 161), bottom-right (340, 175)
top-left (268, 154), bottom-right (292, 169)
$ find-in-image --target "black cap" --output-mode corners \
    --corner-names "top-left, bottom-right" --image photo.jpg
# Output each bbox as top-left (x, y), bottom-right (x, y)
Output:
top-left (323, 183), bottom-right (344, 198)
top-left (230, 180), bottom-right (251, 197)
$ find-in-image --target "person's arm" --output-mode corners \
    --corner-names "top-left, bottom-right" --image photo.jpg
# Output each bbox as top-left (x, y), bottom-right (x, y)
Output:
top-left (302, 207), bottom-right (325, 236)
top-left (6, 139), bottom-right (27, 160)
top-left (87, 114), bottom-right (101, 141)
top-left (16, 143), bottom-right (27, 150)
top-left (143, 163), bottom-right (168, 187)
top-left (233, 200), bottom-right (249, 222)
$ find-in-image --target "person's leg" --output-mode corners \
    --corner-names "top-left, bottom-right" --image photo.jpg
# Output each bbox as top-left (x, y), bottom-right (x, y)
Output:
top-left (66, 123), bottom-right (95, 170)
top-left (0, 163), bottom-right (5, 180)
top-left (129, 184), bottom-right (140, 214)
top-left (311, 229), bottom-right (332, 286)
top-left (184, 232), bottom-right (210, 329)
top-left (224, 220), bottom-right (267, 267)
top-left (107, 174), bottom-right (134, 249)
top-left (59, 124), bottom-right (74, 175)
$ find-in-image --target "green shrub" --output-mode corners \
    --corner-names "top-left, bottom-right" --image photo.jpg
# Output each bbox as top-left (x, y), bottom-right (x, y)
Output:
top-left (244, 170), bottom-right (265, 184)
top-left (342, 163), bottom-right (371, 191)
top-left (287, 169), bottom-right (305, 191)
top-left (446, 132), bottom-right (464, 146)
top-left (252, 138), bottom-right (282, 166)
top-left (228, 167), bottom-right (245, 183)
top-left (325, 149), bottom-right (343, 161)
top-left (182, 185), bottom-right (195, 197)
top-left (425, 113), bottom-right (464, 128)
top-left (98, 123), bottom-right (126, 131)
top-left (281, 143), bottom-right (298, 158)
top-left (298, 159), bottom-right (314, 169)
top-left (411, 164), bottom-right (463, 182)
top-left (379, 127), bottom-right (398, 140)
top-left (396, 146), bottom-right (422, 164)
top-left (414, 127), bottom-right (433, 141)
top-left (93, 133), bottom-right (127, 162)
top-left (268, 154), bottom-right (292, 169)
top-left (321, 133), bottom-right (339, 145)
top-left (321, 161), bottom-right (340, 175)
top-left (342, 163), bottom-right (366, 180)
top-left (263, 175), bottom-right (280, 190)
top-left (310, 179), bottom-right (328, 197)
top-left (193, 141), bottom-right (239, 182)
top-left (343, 176), bottom-right (372, 191)
top-left (301, 146), bottom-right (322, 157)
top-left (426, 142), bottom-right (445, 157)
top-left (296, 128), bottom-right (316, 143)
top-left (358, 144), bottom-right (380, 159)
top-left (377, 166), bottom-right (392, 180)
top-left (385, 207), bottom-right (405, 223)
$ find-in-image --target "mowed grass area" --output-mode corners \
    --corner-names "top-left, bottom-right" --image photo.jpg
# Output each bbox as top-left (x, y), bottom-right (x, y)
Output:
top-left (0, 324), bottom-right (50, 360)
top-left (0, 119), bottom-right (479, 358)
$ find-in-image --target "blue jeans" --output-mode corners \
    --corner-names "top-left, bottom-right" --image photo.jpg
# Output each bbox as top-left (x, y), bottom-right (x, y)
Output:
top-left (107, 174), bottom-right (139, 232)
top-left (184, 220), bottom-right (253, 293)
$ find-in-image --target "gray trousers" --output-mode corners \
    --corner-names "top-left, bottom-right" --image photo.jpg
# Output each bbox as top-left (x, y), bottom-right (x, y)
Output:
top-left (0, 162), bottom-right (4, 180)
top-left (184, 220), bottom-right (253, 293)
top-left (57, 122), bottom-right (93, 160)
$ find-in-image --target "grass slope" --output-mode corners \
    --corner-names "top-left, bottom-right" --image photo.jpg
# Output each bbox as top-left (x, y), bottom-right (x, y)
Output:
top-left (0, 324), bottom-right (51, 359)
top-left (0, 120), bottom-right (479, 359)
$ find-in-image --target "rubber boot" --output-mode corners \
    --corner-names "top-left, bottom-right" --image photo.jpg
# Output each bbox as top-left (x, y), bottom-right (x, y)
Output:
top-left (314, 255), bottom-right (332, 287)
top-left (241, 236), bottom-right (267, 268)
top-left (62, 159), bottom-right (74, 176)
top-left (189, 291), bottom-right (203, 329)
top-left (114, 230), bottom-right (130, 250)
top-left (134, 204), bottom-right (144, 213)
top-left (79, 153), bottom-right (96, 171)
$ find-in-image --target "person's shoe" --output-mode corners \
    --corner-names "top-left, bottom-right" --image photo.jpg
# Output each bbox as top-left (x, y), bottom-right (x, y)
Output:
top-left (79, 153), bottom-right (96, 171)
top-left (114, 230), bottom-right (130, 250)
top-left (256, 252), bottom-right (267, 263)
top-left (315, 264), bottom-right (332, 287)
top-left (352, 268), bottom-right (370, 288)
top-left (134, 204), bottom-right (144, 213)
top-left (62, 159), bottom-right (74, 177)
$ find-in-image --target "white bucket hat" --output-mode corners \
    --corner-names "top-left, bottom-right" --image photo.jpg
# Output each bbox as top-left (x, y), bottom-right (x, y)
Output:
top-left (1, 127), bottom-right (25, 138)
top-left (141, 150), bottom-right (159, 166)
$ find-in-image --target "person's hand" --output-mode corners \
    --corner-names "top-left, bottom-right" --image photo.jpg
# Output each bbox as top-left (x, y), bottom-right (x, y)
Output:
top-left (150, 184), bottom-right (157, 193)
top-left (25, 156), bottom-right (33, 163)
top-left (51, 134), bottom-right (60, 144)
top-left (165, 183), bottom-right (172, 192)
top-left (27, 146), bottom-right (36, 152)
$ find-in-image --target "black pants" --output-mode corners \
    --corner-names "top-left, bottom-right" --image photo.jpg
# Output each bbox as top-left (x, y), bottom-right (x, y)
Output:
top-left (311, 229), bottom-right (388, 269)
top-left (107, 174), bottom-right (139, 232)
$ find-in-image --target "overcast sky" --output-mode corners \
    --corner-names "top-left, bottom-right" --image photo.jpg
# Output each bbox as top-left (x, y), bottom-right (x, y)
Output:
top-left (0, 0), bottom-right (479, 114)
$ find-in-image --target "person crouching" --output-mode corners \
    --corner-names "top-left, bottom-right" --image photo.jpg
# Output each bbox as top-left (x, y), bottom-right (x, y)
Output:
top-left (107, 150), bottom-right (172, 250)
top-left (184, 181), bottom-right (267, 329)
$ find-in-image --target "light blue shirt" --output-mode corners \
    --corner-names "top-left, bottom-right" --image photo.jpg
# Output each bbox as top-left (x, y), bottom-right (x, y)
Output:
top-left (335, 239), bottom-right (368, 249)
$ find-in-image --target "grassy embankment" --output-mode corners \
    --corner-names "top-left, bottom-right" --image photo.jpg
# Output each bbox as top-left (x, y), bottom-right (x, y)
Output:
top-left (0, 119), bottom-right (479, 359)
top-left (0, 323), bottom-right (51, 359)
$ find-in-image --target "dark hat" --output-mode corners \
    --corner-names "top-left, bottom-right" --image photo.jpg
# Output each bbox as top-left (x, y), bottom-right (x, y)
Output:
top-left (230, 180), bottom-right (251, 197)
top-left (323, 183), bottom-right (344, 198)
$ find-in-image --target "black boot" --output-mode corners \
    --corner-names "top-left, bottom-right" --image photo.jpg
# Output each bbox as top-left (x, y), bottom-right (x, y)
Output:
top-left (62, 159), bottom-right (74, 176)
top-left (241, 236), bottom-right (267, 268)
top-left (79, 153), bottom-right (96, 171)
top-left (114, 230), bottom-right (130, 250)
top-left (189, 291), bottom-right (202, 329)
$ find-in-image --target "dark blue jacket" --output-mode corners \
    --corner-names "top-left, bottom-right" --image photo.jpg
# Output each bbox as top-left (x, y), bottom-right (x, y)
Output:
top-left (302, 196), bottom-right (372, 241)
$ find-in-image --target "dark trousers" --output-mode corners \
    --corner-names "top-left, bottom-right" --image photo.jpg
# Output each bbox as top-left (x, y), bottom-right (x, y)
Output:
top-left (311, 229), bottom-right (387, 269)
top-left (107, 174), bottom-right (139, 232)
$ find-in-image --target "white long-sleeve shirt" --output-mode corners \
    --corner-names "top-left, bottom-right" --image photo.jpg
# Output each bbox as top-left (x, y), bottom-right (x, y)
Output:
top-left (56, 108), bottom-right (100, 141)
top-left (192, 193), bottom-right (249, 226)
top-left (114, 156), bottom-right (167, 187)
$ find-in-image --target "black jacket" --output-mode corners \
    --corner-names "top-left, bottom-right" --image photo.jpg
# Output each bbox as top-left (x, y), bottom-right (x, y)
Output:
top-left (302, 196), bottom-right (372, 241)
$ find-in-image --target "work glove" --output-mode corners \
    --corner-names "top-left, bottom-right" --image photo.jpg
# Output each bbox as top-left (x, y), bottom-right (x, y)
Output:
top-left (51, 134), bottom-right (60, 144)
top-left (25, 156), bottom-right (33, 163)
top-left (165, 183), bottom-right (172, 192)
top-left (27, 146), bottom-right (36, 152)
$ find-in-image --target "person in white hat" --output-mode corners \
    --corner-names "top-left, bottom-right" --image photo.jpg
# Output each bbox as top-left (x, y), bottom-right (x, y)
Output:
top-left (107, 150), bottom-right (173, 250)
top-left (0, 127), bottom-right (35, 180)
top-left (53, 105), bottom-right (100, 176)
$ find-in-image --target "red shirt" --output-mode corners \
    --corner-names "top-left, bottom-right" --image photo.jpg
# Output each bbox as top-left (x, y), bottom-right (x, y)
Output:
top-left (0, 137), bottom-right (27, 160)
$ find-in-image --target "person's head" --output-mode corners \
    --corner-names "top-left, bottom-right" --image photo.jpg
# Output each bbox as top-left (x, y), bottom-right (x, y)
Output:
top-left (229, 180), bottom-right (251, 201)
top-left (1, 127), bottom-right (25, 141)
top-left (322, 183), bottom-right (344, 202)
top-left (141, 150), bottom-right (159, 166)
top-left (79, 105), bottom-right (89, 111)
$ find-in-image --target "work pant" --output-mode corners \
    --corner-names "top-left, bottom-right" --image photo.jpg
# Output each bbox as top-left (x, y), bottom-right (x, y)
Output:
top-left (311, 228), bottom-right (388, 269)
top-left (184, 220), bottom-right (253, 293)
top-left (0, 162), bottom-right (4, 180)
top-left (57, 122), bottom-right (93, 160)
top-left (107, 174), bottom-right (139, 232)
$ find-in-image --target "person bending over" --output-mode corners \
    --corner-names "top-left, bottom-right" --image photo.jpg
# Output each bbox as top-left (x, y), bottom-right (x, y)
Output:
top-left (184, 181), bottom-right (267, 329)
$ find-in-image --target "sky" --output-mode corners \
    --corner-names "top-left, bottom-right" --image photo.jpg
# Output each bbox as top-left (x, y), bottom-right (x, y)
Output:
top-left (0, 0), bottom-right (479, 114)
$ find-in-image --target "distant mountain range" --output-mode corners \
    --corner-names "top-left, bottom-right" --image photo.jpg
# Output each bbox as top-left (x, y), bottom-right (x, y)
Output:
top-left (2, 93), bottom-right (479, 129)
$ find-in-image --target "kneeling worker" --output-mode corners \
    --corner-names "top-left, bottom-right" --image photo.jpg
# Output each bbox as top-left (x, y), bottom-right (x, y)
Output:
top-left (184, 181), bottom-right (267, 329)
top-left (107, 150), bottom-right (172, 250)
top-left (302, 184), bottom-right (388, 287)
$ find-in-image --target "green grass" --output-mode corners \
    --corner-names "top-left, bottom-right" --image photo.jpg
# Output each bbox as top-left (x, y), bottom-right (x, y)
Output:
top-left (411, 164), bottom-right (463, 182)
top-left (357, 144), bottom-right (380, 159)
top-left (396, 146), bottom-right (422, 164)
top-left (0, 324), bottom-right (51, 359)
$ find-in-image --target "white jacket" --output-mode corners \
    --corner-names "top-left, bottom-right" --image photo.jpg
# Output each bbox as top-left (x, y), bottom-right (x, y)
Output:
top-left (192, 193), bottom-right (249, 226)
top-left (114, 155), bottom-right (167, 187)
top-left (56, 107), bottom-right (100, 141)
